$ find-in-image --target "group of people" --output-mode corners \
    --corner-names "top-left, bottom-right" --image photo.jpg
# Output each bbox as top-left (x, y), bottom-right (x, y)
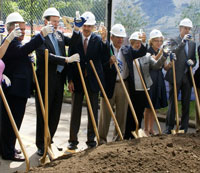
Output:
top-left (0, 7), bottom-right (199, 162)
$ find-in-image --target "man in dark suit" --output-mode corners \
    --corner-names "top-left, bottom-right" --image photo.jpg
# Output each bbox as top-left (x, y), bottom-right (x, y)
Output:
top-left (35, 8), bottom-right (80, 156)
top-left (165, 18), bottom-right (196, 134)
top-left (0, 12), bottom-right (52, 161)
top-left (67, 11), bottom-right (109, 150)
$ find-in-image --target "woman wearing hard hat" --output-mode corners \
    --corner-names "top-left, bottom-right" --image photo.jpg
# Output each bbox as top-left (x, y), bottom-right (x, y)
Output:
top-left (123, 31), bottom-right (168, 139)
top-left (143, 29), bottom-right (171, 136)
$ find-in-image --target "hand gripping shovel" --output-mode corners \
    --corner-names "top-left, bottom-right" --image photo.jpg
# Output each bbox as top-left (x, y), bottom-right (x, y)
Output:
top-left (39, 49), bottom-right (53, 164)
top-left (171, 59), bottom-right (184, 134)
top-left (0, 86), bottom-right (30, 172)
top-left (76, 62), bottom-right (100, 145)
top-left (133, 59), bottom-right (162, 135)
top-left (189, 66), bottom-right (200, 127)
top-left (89, 60), bottom-right (123, 140)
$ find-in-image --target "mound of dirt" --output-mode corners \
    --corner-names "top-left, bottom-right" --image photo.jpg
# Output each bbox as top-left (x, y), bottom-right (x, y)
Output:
top-left (30, 133), bottom-right (200, 173)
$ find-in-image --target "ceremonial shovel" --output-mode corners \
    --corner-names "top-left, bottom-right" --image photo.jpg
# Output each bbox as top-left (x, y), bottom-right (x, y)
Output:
top-left (76, 62), bottom-right (100, 145)
top-left (170, 59), bottom-right (184, 134)
top-left (133, 59), bottom-right (162, 135)
top-left (0, 86), bottom-right (30, 172)
top-left (90, 60), bottom-right (123, 140)
top-left (31, 51), bottom-right (61, 164)
top-left (113, 60), bottom-right (146, 138)
top-left (39, 49), bottom-right (53, 164)
top-left (189, 66), bottom-right (200, 127)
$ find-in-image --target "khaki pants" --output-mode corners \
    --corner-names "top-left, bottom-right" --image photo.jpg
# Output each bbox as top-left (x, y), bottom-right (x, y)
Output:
top-left (196, 88), bottom-right (200, 130)
top-left (98, 81), bottom-right (128, 142)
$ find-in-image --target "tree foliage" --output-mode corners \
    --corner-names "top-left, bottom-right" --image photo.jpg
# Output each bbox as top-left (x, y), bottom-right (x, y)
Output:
top-left (114, 0), bottom-right (147, 36)
top-left (1, 0), bottom-right (106, 25)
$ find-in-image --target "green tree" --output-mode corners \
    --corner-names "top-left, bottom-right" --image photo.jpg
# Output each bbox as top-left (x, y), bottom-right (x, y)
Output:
top-left (114, 0), bottom-right (147, 36)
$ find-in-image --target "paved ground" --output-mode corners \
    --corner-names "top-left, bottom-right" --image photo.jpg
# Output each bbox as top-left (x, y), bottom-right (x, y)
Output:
top-left (0, 97), bottom-right (196, 173)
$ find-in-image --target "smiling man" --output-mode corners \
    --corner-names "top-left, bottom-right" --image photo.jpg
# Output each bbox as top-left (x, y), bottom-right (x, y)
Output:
top-left (35, 7), bottom-right (80, 156)
top-left (67, 11), bottom-right (109, 150)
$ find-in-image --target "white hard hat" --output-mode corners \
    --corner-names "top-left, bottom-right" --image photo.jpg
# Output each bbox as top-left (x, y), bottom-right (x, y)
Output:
top-left (149, 29), bottom-right (164, 39)
top-left (81, 11), bottom-right (96, 25)
top-left (42, 7), bottom-right (60, 20)
top-left (110, 24), bottom-right (126, 37)
top-left (129, 32), bottom-right (142, 41)
top-left (6, 12), bottom-right (25, 24)
top-left (179, 18), bottom-right (193, 28)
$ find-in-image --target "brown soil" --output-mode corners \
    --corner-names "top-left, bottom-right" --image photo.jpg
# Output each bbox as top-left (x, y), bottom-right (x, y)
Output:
top-left (30, 132), bottom-right (200, 173)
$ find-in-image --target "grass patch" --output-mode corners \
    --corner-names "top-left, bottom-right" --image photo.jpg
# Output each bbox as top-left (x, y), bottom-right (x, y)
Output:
top-left (157, 101), bottom-right (196, 120)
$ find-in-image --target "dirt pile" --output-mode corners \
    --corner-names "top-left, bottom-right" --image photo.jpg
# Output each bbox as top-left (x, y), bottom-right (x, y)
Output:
top-left (30, 132), bottom-right (200, 173)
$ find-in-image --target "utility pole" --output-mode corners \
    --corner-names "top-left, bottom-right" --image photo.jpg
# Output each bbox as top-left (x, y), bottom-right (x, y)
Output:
top-left (106, 0), bottom-right (112, 42)
top-left (0, 0), bottom-right (3, 20)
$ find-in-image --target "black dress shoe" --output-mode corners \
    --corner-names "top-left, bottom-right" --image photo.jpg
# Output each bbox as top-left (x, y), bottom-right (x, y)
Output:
top-left (15, 148), bottom-right (22, 154)
top-left (87, 144), bottom-right (96, 149)
top-left (3, 153), bottom-right (25, 162)
top-left (86, 141), bottom-right (96, 149)
top-left (67, 142), bottom-right (78, 150)
top-left (37, 148), bottom-right (44, 156)
top-left (163, 129), bottom-right (171, 134)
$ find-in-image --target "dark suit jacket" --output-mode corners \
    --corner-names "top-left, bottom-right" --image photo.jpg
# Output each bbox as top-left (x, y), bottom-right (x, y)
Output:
top-left (103, 44), bottom-right (147, 98)
top-left (194, 45), bottom-right (200, 88)
top-left (2, 34), bottom-right (44, 98)
top-left (36, 31), bottom-right (80, 90)
top-left (68, 33), bottom-right (110, 93)
top-left (165, 36), bottom-right (196, 84)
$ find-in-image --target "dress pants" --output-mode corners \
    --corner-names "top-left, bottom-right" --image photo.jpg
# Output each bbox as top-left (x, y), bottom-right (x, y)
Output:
top-left (0, 94), bottom-right (27, 159)
top-left (165, 73), bottom-right (192, 133)
top-left (98, 81), bottom-right (128, 142)
top-left (36, 73), bottom-right (64, 149)
top-left (124, 90), bottom-right (147, 139)
top-left (69, 78), bottom-right (99, 146)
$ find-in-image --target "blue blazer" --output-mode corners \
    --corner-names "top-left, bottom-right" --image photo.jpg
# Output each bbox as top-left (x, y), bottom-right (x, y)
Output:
top-left (103, 44), bottom-right (147, 98)
top-left (2, 34), bottom-right (44, 98)
top-left (68, 33), bottom-right (110, 93)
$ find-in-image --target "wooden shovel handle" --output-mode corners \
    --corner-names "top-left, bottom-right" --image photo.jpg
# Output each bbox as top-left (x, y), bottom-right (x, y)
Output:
top-left (133, 59), bottom-right (162, 134)
top-left (76, 62), bottom-right (100, 145)
top-left (0, 86), bottom-right (30, 172)
top-left (189, 66), bottom-right (200, 121)
top-left (172, 59), bottom-right (179, 132)
top-left (40, 49), bottom-right (51, 163)
top-left (113, 62), bottom-right (139, 134)
top-left (90, 60), bottom-right (123, 140)
top-left (32, 62), bottom-right (55, 160)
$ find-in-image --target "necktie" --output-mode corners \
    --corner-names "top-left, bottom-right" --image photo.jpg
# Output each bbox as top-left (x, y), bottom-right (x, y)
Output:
top-left (184, 41), bottom-right (189, 73)
top-left (185, 41), bottom-right (189, 57)
top-left (51, 33), bottom-right (64, 73)
top-left (83, 38), bottom-right (88, 55)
